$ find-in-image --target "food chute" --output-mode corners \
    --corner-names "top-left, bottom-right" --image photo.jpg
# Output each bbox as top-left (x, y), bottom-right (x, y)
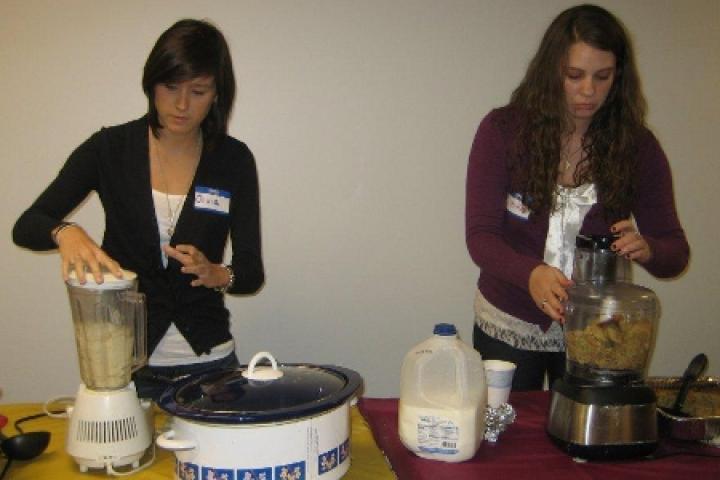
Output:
top-left (547, 235), bottom-right (660, 460)
top-left (63, 270), bottom-right (153, 474)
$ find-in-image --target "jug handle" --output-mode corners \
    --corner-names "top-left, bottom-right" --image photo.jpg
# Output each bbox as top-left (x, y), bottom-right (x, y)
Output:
top-left (417, 349), bottom-right (471, 406)
top-left (417, 355), bottom-right (453, 408)
top-left (454, 349), bottom-right (470, 404)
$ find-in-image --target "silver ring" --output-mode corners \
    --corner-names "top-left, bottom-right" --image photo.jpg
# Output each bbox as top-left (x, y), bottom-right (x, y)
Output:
top-left (541, 299), bottom-right (548, 308)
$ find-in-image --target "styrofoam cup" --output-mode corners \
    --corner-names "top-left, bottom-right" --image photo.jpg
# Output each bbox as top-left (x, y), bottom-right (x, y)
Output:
top-left (484, 360), bottom-right (516, 407)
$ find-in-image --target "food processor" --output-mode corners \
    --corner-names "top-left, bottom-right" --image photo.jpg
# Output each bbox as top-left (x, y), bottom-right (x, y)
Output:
top-left (63, 269), bottom-right (153, 474)
top-left (547, 235), bottom-right (660, 460)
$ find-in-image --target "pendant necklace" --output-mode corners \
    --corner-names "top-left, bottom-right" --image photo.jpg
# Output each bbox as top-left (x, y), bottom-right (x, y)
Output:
top-left (152, 136), bottom-right (201, 237)
top-left (561, 137), bottom-right (584, 173)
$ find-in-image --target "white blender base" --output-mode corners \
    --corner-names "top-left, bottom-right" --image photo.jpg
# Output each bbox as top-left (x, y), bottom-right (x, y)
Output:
top-left (66, 383), bottom-right (153, 473)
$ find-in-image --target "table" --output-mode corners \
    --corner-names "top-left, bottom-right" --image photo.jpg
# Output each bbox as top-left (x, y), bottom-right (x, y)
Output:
top-left (0, 403), bottom-right (395, 479)
top-left (358, 392), bottom-right (720, 480)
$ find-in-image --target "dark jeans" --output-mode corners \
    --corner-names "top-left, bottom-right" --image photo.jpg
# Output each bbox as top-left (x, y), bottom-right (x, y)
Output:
top-left (473, 323), bottom-right (565, 391)
top-left (132, 351), bottom-right (240, 401)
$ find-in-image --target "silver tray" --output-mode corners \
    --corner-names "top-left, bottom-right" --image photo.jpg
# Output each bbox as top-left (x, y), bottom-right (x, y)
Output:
top-left (647, 376), bottom-right (720, 445)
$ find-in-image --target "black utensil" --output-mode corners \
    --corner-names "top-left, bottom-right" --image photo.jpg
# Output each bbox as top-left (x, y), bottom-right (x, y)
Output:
top-left (667, 353), bottom-right (708, 417)
top-left (1, 431), bottom-right (51, 461)
top-left (0, 428), bottom-right (51, 480)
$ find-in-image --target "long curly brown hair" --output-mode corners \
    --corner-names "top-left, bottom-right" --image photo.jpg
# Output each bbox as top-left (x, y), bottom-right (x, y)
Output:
top-left (509, 4), bottom-right (646, 220)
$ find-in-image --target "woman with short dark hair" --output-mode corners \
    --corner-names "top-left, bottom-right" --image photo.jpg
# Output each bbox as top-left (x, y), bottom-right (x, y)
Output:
top-left (465, 4), bottom-right (689, 390)
top-left (13, 19), bottom-right (264, 400)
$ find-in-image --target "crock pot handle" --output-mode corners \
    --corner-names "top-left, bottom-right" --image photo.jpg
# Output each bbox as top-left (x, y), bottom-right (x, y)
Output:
top-left (156, 430), bottom-right (197, 451)
top-left (243, 351), bottom-right (284, 381)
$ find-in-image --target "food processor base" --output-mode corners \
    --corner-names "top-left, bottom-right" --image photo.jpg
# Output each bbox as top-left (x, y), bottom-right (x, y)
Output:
top-left (546, 377), bottom-right (659, 460)
top-left (548, 436), bottom-right (658, 461)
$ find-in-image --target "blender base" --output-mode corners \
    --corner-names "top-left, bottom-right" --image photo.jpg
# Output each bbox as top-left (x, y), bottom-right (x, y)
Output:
top-left (546, 377), bottom-right (658, 460)
top-left (66, 383), bottom-right (153, 473)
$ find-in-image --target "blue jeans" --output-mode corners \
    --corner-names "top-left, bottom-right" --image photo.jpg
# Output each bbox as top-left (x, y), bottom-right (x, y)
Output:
top-left (132, 351), bottom-right (240, 401)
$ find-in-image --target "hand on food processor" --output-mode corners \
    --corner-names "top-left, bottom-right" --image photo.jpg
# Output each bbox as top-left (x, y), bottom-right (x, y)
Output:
top-left (54, 224), bottom-right (123, 283)
top-left (529, 264), bottom-right (573, 323)
top-left (163, 244), bottom-right (229, 289)
top-left (611, 220), bottom-right (652, 264)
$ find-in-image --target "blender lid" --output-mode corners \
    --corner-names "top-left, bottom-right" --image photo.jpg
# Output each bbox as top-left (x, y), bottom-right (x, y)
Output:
top-left (157, 363), bottom-right (363, 424)
top-left (66, 269), bottom-right (137, 290)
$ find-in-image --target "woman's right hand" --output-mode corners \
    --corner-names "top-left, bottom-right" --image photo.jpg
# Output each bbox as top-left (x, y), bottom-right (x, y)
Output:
top-left (529, 264), bottom-right (573, 323)
top-left (54, 224), bottom-right (123, 283)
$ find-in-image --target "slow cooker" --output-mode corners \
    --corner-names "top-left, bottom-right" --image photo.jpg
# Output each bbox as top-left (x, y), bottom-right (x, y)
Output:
top-left (156, 352), bottom-right (363, 480)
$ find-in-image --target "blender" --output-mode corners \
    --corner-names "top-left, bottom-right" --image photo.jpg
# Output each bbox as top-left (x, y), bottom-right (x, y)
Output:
top-left (64, 269), bottom-right (153, 473)
top-left (546, 235), bottom-right (660, 460)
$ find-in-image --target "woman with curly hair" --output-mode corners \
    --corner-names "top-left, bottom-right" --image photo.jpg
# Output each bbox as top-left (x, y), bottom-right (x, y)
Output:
top-left (465, 4), bottom-right (689, 390)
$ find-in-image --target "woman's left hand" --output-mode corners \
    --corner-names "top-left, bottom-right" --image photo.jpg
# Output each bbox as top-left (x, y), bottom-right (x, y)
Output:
top-left (611, 220), bottom-right (653, 264)
top-left (163, 244), bottom-right (229, 289)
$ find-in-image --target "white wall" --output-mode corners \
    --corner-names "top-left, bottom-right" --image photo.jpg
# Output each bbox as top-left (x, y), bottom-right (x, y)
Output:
top-left (1, 0), bottom-right (718, 402)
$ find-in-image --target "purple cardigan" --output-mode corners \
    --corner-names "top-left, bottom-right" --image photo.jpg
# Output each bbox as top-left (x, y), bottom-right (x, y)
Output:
top-left (465, 107), bottom-right (689, 332)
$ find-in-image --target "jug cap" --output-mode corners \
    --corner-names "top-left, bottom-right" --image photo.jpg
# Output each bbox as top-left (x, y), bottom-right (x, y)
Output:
top-left (433, 323), bottom-right (457, 336)
top-left (66, 268), bottom-right (137, 290)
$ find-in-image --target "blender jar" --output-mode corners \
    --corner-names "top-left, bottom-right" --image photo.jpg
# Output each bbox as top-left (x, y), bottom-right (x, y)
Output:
top-left (564, 282), bottom-right (659, 384)
top-left (66, 270), bottom-right (147, 390)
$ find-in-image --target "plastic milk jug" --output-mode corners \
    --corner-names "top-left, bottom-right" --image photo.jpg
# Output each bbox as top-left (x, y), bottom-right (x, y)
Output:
top-left (398, 323), bottom-right (487, 462)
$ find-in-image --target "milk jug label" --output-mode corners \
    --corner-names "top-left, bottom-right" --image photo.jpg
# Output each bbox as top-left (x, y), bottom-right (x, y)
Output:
top-left (416, 414), bottom-right (460, 455)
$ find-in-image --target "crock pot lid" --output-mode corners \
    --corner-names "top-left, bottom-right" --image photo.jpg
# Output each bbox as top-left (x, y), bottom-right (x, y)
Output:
top-left (157, 363), bottom-right (362, 424)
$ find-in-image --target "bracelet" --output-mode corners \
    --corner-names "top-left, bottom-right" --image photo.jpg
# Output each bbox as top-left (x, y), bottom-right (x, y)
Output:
top-left (51, 222), bottom-right (78, 246)
top-left (214, 264), bottom-right (235, 293)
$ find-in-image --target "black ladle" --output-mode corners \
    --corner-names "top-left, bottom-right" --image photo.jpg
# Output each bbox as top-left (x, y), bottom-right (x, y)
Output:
top-left (666, 353), bottom-right (708, 417)
top-left (0, 429), bottom-right (51, 479)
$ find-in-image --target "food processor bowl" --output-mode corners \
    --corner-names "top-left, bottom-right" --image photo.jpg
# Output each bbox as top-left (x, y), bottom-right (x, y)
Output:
top-left (564, 281), bottom-right (659, 385)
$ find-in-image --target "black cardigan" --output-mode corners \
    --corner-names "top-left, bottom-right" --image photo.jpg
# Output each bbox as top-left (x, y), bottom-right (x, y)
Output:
top-left (13, 117), bottom-right (264, 355)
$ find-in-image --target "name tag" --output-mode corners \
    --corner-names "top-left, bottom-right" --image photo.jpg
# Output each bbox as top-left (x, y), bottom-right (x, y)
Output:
top-left (506, 193), bottom-right (530, 220)
top-left (194, 186), bottom-right (230, 215)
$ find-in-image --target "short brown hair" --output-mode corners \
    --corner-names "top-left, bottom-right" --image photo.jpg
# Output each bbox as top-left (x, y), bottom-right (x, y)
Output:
top-left (142, 19), bottom-right (235, 148)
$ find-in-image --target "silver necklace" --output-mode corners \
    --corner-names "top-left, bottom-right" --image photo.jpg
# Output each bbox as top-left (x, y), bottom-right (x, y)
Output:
top-left (152, 137), bottom-right (201, 236)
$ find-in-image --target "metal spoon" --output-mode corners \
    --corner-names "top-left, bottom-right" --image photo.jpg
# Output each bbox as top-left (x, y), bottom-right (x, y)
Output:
top-left (667, 353), bottom-right (708, 417)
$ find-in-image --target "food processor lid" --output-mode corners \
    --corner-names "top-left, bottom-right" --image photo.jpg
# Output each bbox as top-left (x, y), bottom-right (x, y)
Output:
top-left (157, 361), bottom-right (363, 424)
top-left (568, 281), bottom-right (659, 313)
top-left (576, 234), bottom-right (615, 251)
top-left (66, 269), bottom-right (137, 290)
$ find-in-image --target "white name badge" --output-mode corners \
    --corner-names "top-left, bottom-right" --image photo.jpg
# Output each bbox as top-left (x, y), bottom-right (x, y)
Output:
top-left (194, 186), bottom-right (230, 215)
top-left (506, 193), bottom-right (530, 220)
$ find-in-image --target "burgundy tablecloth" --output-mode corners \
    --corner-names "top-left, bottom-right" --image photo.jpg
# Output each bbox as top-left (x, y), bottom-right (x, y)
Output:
top-left (358, 392), bottom-right (720, 480)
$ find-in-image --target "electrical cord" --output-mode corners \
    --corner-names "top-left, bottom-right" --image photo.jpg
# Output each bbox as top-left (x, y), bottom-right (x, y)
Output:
top-left (13, 411), bottom-right (62, 434)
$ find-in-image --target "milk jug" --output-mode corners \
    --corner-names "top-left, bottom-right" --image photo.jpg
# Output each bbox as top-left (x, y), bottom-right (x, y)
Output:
top-left (398, 323), bottom-right (487, 462)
